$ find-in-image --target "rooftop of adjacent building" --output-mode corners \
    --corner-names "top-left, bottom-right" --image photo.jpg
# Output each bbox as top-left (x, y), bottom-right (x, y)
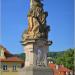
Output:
top-left (0, 45), bottom-right (24, 63)
top-left (0, 56), bottom-right (24, 62)
top-left (48, 63), bottom-right (73, 75)
top-left (0, 45), bottom-right (11, 54)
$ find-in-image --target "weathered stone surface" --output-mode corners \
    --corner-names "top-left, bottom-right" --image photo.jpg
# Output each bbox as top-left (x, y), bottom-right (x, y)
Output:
top-left (22, 0), bottom-right (50, 41)
top-left (21, 39), bottom-right (53, 75)
top-left (19, 66), bottom-right (53, 75)
top-left (22, 39), bottom-right (49, 67)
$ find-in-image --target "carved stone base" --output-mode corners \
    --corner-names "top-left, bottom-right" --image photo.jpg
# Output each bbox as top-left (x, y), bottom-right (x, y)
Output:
top-left (19, 66), bottom-right (53, 75)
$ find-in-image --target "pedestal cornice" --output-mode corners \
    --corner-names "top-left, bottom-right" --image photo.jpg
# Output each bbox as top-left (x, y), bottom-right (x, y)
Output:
top-left (21, 38), bottom-right (52, 46)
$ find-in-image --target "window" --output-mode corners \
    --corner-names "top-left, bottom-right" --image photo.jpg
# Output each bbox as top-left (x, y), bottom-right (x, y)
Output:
top-left (3, 65), bottom-right (7, 70)
top-left (13, 65), bottom-right (16, 71)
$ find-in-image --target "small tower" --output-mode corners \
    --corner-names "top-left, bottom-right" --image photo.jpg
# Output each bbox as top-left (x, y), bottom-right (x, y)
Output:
top-left (21, 0), bottom-right (53, 75)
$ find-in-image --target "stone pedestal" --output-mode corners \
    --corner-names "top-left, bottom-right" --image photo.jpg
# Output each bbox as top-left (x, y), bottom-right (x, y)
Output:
top-left (22, 39), bottom-right (52, 67)
top-left (21, 39), bottom-right (53, 75)
top-left (19, 66), bottom-right (53, 75)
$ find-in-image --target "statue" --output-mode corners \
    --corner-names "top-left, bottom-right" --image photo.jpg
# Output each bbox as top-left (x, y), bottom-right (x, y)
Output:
top-left (21, 0), bottom-right (53, 75)
top-left (22, 0), bottom-right (50, 41)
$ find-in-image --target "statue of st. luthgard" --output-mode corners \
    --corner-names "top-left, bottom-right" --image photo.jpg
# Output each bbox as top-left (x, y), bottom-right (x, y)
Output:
top-left (22, 0), bottom-right (50, 41)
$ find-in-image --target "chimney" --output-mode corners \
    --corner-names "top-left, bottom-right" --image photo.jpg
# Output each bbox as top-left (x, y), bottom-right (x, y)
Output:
top-left (61, 64), bottom-right (64, 67)
top-left (56, 65), bottom-right (59, 70)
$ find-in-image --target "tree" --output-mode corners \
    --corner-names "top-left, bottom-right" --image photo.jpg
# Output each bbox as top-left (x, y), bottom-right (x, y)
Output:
top-left (55, 48), bottom-right (74, 70)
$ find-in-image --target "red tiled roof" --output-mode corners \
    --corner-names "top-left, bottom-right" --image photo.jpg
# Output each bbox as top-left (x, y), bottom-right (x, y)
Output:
top-left (4, 49), bottom-right (11, 55)
top-left (0, 58), bottom-right (5, 61)
top-left (58, 66), bottom-right (71, 72)
top-left (0, 45), bottom-right (11, 55)
top-left (1, 57), bottom-right (24, 62)
top-left (0, 45), bottom-right (24, 63)
top-left (48, 63), bottom-right (56, 70)
top-left (48, 63), bottom-right (72, 75)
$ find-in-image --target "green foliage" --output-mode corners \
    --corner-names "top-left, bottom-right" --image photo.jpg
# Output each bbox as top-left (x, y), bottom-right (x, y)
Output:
top-left (47, 48), bottom-right (74, 70)
top-left (47, 51), bottom-right (64, 58)
top-left (14, 53), bottom-right (25, 61)
top-left (47, 52), bottom-right (58, 58)
top-left (55, 48), bottom-right (74, 70)
top-left (18, 53), bottom-right (25, 61)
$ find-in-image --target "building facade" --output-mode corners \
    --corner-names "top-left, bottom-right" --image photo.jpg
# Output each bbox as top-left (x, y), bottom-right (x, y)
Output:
top-left (0, 45), bottom-right (24, 75)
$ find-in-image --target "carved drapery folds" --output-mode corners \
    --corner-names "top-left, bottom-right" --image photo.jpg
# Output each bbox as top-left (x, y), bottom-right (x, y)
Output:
top-left (22, 0), bottom-right (50, 41)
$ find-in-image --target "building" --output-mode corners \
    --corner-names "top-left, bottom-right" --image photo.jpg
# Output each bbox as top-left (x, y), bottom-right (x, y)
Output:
top-left (0, 45), bottom-right (24, 75)
top-left (48, 63), bottom-right (73, 75)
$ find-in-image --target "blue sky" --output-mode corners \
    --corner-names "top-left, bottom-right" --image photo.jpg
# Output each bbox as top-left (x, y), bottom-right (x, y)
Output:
top-left (0, 0), bottom-right (74, 54)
